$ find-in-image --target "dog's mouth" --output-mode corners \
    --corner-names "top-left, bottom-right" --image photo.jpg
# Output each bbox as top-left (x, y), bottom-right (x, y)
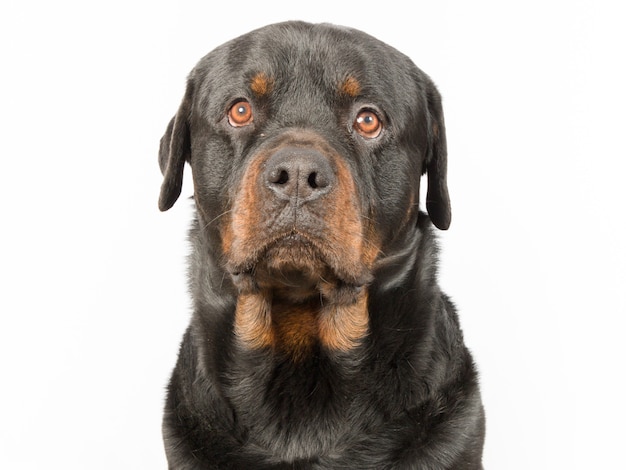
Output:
top-left (227, 230), bottom-right (371, 305)
top-left (226, 228), bottom-right (373, 356)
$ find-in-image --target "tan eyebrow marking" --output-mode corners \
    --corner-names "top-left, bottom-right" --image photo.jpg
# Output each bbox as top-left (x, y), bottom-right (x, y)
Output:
top-left (339, 75), bottom-right (361, 97)
top-left (250, 72), bottom-right (274, 96)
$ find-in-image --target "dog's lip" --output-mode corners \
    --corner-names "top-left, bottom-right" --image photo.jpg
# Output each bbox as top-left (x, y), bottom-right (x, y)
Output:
top-left (226, 231), bottom-right (371, 287)
top-left (272, 232), bottom-right (308, 246)
top-left (227, 231), bottom-right (317, 274)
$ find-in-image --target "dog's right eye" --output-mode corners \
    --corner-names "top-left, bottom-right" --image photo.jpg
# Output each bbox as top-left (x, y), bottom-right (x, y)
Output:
top-left (228, 100), bottom-right (254, 127)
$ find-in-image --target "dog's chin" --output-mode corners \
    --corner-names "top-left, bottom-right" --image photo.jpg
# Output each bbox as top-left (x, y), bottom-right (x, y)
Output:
top-left (228, 234), bottom-right (367, 305)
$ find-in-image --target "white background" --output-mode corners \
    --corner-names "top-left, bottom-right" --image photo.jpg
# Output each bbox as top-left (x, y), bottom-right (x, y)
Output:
top-left (1, 1), bottom-right (624, 468)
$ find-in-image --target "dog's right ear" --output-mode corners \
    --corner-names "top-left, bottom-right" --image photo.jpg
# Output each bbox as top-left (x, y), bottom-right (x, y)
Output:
top-left (158, 80), bottom-right (193, 212)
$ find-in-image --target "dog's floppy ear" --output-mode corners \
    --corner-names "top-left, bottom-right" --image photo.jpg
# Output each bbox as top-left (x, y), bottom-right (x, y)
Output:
top-left (424, 85), bottom-right (451, 230)
top-left (158, 80), bottom-right (193, 212)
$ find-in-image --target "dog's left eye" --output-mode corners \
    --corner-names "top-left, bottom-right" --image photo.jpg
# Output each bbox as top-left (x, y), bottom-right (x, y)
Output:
top-left (354, 109), bottom-right (382, 139)
top-left (228, 100), bottom-right (254, 127)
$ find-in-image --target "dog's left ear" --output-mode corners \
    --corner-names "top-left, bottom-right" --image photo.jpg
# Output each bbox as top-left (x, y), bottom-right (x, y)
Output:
top-left (158, 79), bottom-right (193, 212)
top-left (424, 84), bottom-right (451, 230)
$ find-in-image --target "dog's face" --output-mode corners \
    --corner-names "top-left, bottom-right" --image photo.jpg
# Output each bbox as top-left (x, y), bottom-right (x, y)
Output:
top-left (159, 21), bottom-right (450, 358)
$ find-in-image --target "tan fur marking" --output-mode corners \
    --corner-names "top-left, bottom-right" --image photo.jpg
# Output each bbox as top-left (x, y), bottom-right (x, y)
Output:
top-left (250, 72), bottom-right (274, 97)
top-left (223, 156), bottom-right (266, 262)
top-left (340, 75), bottom-right (361, 97)
top-left (220, 212), bottom-right (234, 257)
top-left (361, 218), bottom-right (382, 268)
top-left (272, 301), bottom-right (319, 361)
top-left (323, 155), bottom-right (369, 277)
top-left (234, 292), bottom-right (275, 349)
top-left (318, 291), bottom-right (369, 351)
top-left (432, 121), bottom-right (440, 138)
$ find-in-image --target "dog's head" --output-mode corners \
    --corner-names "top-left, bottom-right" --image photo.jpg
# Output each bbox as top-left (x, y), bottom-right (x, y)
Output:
top-left (158, 22), bottom-right (450, 357)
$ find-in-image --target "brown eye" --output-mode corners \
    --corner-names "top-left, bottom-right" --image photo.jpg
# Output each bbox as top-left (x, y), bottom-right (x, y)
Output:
top-left (354, 109), bottom-right (382, 138)
top-left (228, 100), bottom-right (253, 127)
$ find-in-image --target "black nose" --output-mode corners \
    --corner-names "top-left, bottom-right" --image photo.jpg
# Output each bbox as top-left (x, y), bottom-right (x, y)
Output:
top-left (264, 147), bottom-right (335, 201)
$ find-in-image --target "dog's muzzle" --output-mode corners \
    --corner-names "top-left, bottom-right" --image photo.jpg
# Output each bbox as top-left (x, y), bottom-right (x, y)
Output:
top-left (220, 131), bottom-right (378, 301)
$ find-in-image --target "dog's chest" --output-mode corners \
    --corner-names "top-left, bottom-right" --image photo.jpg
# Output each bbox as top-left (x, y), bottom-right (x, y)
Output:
top-left (223, 349), bottom-right (372, 459)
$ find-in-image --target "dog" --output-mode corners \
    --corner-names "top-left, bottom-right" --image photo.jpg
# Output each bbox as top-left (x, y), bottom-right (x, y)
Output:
top-left (158, 21), bottom-right (485, 469)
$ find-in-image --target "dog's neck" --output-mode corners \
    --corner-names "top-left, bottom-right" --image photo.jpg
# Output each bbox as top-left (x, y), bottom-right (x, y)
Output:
top-left (185, 213), bottom-right (453, 461)
top-left (232, 287), bottom-right (370, 362)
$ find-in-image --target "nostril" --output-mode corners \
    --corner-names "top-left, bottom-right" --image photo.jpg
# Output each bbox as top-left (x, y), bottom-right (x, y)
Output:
top-left (308, 170), bottom-right (330, 189)
top-left (276, 170), bottom-right (289, 185)
top-left (269, 169), bottom-right (290, 185)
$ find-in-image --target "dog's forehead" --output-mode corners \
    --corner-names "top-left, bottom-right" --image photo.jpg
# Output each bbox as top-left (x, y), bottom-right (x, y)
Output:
top-left (242, 24), bottom-right (373, 78)
top-left (194, 22), bottom-right (421, 114)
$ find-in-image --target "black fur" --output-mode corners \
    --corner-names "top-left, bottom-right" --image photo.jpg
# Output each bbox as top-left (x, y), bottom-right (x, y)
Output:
top-left (158, 21), bottom-right (484, 469)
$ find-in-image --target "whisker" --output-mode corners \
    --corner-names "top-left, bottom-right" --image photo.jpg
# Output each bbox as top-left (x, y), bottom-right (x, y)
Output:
top-left (203, 209), bottom-right (234, 230)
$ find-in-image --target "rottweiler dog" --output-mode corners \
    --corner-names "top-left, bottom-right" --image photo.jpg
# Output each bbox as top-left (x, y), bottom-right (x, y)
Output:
top-left (158, 21), bottom-right (485, 469)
